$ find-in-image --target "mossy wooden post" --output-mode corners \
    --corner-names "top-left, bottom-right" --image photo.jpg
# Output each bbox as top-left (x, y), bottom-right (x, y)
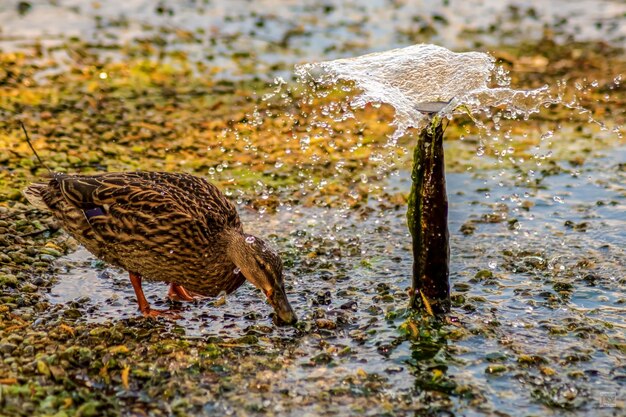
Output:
top-left (407, 116), bottom-right (450, 314)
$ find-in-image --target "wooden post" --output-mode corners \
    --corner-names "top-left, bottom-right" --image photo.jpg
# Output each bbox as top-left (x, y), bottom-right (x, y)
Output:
top-left (406, 117), bottom-right (450, 314)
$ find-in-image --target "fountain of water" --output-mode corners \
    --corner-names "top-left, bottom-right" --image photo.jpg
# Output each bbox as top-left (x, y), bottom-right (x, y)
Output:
top-left (296, 44), bottom-right (555, 315)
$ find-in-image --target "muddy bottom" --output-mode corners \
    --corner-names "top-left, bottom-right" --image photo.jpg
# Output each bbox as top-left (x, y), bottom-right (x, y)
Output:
top-left (46, 146), bottom-right (626, 416)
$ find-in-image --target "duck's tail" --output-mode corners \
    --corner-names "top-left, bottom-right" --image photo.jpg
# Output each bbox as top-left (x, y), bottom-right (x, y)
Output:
top-left (22, 182), bottom-right (50, 210)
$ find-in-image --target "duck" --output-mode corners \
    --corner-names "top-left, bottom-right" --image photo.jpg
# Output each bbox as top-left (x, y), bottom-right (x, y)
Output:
top-left (23, 166), bottom-right (297, 325)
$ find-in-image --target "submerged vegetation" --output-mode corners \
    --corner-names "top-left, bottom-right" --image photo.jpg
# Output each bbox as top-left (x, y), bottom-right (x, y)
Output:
top-left (0, 1), bottom-right (625, 416)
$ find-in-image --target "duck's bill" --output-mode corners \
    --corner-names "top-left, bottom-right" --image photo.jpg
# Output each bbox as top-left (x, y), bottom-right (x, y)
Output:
top-left (268, 288), bottom-right (298, 325)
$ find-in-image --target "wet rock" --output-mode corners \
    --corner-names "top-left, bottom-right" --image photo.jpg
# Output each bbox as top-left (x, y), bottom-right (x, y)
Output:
top-left (31, 276), bottom-right (46, 286)
top-left (63, 308), bottom-right (82, 319)
top-left (243, 311), bottom-right (261, 320)
top-left (485, 352), bottom-right (507, 362)
top-left (385, 366), bottom-right (404, 374)
top-left (39, 247), bottom-right (62, 257)
top-left (348, 330), bottom-right (368, 343)
top-left (6, 334), bottom-right (23, 344)
top-left (318, 270), bottom-right (334, 281)
top-left (36, 360), bottom-right (51, 377)
top-left (517, 354), bottom-right (548, 365)
top-left (20, 283), bottom-right (38, 293)
top-left (312, 290), bottom-right (332, 306)
top-left (0, 274), bottom-right (18, 287)
top-left (17, 2), bottom-right (32, 16)
top-left (473, 270), bottom-right (493, 280)
top-left (0, 342), bottom-right (18, 354)
top-left (308, 352), bottom-right (333, 365)
top-left (376, 343), bottom-right (394, 357)
top-left (8, 251), bottom-right (30, 264)
top-left (366, 305), bottom-right (383, 315)
top-left (315, 318), bottom-right (336, 330)
top-left (451, 294), bottom-right (466, 306)
top-left (564, 220), bottom-right (588, 231)
top-left (339, 300), bottom-right (357, 310)
top-left (49, 365), bottom-right (66, 380)
top-left (553, 282), bottom-right (574, 293)
top-left (245, 325), bottom-right (272, 335)
top-left (375, 283), bottom-right (390, 294)
top-left (460, 221), bottom-right (477, 235)
top-left (485, 364), bottom-right (507, 374)
top-left (38, 254), bottom-right (56, 262)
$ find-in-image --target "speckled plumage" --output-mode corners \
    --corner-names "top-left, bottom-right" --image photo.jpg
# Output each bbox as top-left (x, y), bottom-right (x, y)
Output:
top-left (25, 171), bottom-right (247, 296)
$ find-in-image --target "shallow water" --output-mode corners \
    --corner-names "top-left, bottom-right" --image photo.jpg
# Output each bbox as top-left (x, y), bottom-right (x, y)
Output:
top-left (49, 145), bottom-right (626, 415)
top-left (2, 1), bottom-right (623, 415)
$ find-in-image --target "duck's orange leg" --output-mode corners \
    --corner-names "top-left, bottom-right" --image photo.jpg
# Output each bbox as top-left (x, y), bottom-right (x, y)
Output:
top-left (129, 272), bottom-right (181, 319)
top-left (168, 283), bottom-right (208, 302)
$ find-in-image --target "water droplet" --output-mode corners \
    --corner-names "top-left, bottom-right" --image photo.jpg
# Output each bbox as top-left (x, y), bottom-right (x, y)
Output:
top-left (613, 74), bottom-right (622, 86)
top-left (553, 196), bottom-right (564, 204)
top-left (540, 131), bottom-right (554, 141)
top-left (233, 267), bottom-right (241, 274)
top-left (245, 236), bottom-right (256, 244)
top-left (299, 136), bottom-right (310, 150)
top-left (488, 261), bottom-right (497, 269)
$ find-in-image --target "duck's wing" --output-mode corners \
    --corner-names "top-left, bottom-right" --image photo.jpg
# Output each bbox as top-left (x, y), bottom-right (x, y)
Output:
top-left (144, 172), bottom-right (241, 232)
top-left (52, 173), bottom-right (205, 244)
top-left (54, 172), bottom-right (240, 240)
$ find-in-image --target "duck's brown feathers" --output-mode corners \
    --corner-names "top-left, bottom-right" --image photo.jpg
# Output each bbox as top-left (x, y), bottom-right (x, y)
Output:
top-left (25, 172), bottom-right (246, 296)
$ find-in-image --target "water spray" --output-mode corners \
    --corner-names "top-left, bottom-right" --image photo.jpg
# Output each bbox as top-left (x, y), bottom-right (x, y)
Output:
top-left (297, 44), bottom-right (552, 316)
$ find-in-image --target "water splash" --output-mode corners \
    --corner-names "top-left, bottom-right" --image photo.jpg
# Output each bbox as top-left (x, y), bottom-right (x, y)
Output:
top-left (295, 44), bottom-right (552, 141)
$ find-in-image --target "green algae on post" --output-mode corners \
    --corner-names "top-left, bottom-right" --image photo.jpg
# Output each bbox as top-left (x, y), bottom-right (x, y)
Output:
top-left (407, 117), bottom-right (450, 314)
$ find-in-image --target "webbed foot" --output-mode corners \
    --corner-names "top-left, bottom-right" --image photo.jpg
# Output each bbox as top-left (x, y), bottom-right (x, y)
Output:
top-left (141, 308), bottom-right (182, 320)
top-left (168, 283), bottom-right (208, 302)
top-left (129, 272), bottom-right (182, 320)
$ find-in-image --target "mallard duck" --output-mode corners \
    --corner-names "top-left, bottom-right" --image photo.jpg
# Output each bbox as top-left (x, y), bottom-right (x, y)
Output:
top-left (24, 171), bottom-right (297, 324)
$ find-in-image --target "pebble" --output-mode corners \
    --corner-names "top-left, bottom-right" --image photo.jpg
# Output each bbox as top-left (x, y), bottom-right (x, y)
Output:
top-left (8, 251), bottom-right (30, 264)
top-left (0, 274), bottom-right (18, 287)
top-left (0, 343), bottom-right (18, 354)
top-left (315, 318), bottom-right (337, 330)
top-left (39, 247), bottom-right (62, 257)
top-left (339, 300), bottom-right (358, 310)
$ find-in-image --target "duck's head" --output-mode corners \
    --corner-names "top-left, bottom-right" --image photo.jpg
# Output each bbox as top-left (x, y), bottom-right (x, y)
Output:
top-left (227, 232), bottom-right (297, 325)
